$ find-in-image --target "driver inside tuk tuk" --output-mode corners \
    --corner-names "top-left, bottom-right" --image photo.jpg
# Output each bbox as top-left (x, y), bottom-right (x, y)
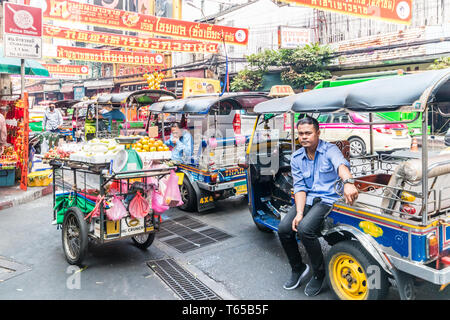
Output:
top-left (165, 122), bottom-right (193, 163)
top-left (98, 106), bottom-right (126, 131)
top-left (277, 116), bottom-right (359, 297)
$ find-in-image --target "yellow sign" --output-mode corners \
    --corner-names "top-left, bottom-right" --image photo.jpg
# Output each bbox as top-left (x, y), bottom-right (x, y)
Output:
top-left (269, 85), bottom-right (294, 97)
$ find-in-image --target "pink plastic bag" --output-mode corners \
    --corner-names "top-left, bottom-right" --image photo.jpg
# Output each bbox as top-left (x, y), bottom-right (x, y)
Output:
top-left (129, 191), bottom-right (150, 218)
top-left (106, 195), bottom-right (127, 221)
top-left (163, 170), bottom-right (183, 207)
top-left (151, 190), bottom-right (169, 214)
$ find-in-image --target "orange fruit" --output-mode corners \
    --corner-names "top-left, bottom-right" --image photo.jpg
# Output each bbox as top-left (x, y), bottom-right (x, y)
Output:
top-left (150, 146), bottom-right (157, 152)
top-left (157, 146), bottom-right (164, 151)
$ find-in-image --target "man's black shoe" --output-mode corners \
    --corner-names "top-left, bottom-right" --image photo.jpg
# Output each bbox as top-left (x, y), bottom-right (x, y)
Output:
top-left (304, 272), bottom-right (326, 296)
top-left (283, 264), bottom-right (310, 290)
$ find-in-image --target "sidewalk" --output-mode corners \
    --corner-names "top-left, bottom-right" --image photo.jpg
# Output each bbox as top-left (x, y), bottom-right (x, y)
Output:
top-left (0, 184), bottom-right (53, 211)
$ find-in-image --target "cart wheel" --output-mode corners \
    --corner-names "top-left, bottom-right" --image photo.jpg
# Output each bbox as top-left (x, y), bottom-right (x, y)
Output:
top-left (326, 240), bottom-right (389, 300)
top-left (131, 233), bottom-right (156, 250)
top-left (179, 177), bottom-right (197, 212)
top-left (62, 207), bottom-right (89, 266)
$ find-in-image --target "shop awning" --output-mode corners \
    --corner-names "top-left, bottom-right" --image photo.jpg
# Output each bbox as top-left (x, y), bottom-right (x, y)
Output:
top-left (84, 79), bottom-right (114, 89)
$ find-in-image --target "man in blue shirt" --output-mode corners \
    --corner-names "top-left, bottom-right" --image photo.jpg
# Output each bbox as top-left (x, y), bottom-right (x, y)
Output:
top-left (165, 122), bottom-right (193, 163)
top-left (278, 116), bottom-right (359, 296)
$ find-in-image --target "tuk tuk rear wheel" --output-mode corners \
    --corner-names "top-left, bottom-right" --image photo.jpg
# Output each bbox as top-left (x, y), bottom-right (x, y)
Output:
top-left (62, 207), bottom-right (88, 266)
top-left (179, 178), bottom-right (197, 212)
top-left (326, 240), bottom-right (389, 300)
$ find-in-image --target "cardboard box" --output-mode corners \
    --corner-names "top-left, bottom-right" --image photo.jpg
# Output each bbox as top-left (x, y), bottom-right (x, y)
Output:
top-left (148, 126), bottom-right (158, 138)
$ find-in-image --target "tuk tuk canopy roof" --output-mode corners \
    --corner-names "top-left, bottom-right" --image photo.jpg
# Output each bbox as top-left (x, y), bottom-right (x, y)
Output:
top-left (150, 92), bottom-right (270, 114)
top-left (96, 89), bottom-right (176, 107)
top-left (254, 68), bottom-right (450, 114)
top-left (54, 100), bottom-right (80, 109)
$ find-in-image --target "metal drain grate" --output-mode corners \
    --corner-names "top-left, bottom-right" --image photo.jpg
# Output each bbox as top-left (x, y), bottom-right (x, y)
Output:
top-left (157, 216), bottom-right (233, 253)
top-left (148, 258), bottom-right (221, 300)
top-left (0, 257), bottom-right (31, 282)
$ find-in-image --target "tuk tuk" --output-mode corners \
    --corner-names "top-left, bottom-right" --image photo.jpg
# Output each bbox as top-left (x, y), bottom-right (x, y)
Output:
top-left (245, 68), bottom-right (450, 300)
top-left (151, 92), bottom-right (272, 212)
top-left (83, 89), bottom-right (176, 140)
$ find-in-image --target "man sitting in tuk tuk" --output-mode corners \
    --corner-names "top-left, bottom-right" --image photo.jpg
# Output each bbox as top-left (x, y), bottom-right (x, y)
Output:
top-left (165, 122), bottom-right (193, 163)
top-left (277, 116), bottom-right (359, 296)
top-left (99, 106), bottom-right (126, 132)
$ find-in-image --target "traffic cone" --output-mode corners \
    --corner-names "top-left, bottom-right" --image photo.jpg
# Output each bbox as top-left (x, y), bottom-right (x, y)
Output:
top-left (411, 137), bottom-right (418, 152)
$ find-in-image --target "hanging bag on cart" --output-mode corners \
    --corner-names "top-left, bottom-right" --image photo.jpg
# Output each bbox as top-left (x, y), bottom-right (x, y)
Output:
top-left (129, 191), bottom-right (150, 218)
top-left (151, 189), bottom-right (170, 214)
top-left (163, 170), bottom-right (183, 207)
top-left (106, 195), bottom-right (127, 221)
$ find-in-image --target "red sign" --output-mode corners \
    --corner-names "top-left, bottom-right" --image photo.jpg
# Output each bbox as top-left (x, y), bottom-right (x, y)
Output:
top-left (4, 2), bottom-right (42, 37)
top-left (55, 46), bottom-right (166, 66)
top-left (43, 0), bottom-right (248, 45)
top-left (43, 25), bottom-right (219, 54)
top-left (43, 64), bottom-right (89, 75)
top-left (279, 0), bottom-right (412, 25)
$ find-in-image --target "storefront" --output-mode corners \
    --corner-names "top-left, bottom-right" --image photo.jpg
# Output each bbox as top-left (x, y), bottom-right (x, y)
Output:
top-left (43, 84), bottom-right (63, 101)
top-left (61, 83), bottom-right (74, 100)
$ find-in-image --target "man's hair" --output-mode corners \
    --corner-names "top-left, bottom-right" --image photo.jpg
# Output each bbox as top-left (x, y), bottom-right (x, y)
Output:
top-left (296, 116), bottom-right (319, 132)
top-left (171, 122), bottom-right (181, 129)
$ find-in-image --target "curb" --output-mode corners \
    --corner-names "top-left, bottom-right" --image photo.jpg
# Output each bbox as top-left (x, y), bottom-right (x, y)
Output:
top-left (0, 185), bottom-right (53, 211)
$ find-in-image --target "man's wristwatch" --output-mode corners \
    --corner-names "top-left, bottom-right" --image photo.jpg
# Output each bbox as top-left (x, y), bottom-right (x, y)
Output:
top-left (343, 178), bottom-right (355, 185)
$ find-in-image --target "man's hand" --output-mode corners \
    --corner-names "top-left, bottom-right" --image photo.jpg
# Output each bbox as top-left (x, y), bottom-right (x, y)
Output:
top-left (172, 137), bottom-right (179, 144)
top-left (292, 213), bottom-right (303, 232)
top-left (343, 183), bottom-right (359, 205)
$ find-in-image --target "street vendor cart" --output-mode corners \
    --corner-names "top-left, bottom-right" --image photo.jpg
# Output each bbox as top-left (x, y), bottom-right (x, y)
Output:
top-left (246, 68), bottom-right (450, 299)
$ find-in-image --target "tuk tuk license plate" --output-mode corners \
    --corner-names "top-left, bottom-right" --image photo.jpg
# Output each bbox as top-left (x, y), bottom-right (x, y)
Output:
top-left (395, 130), bottom-right (402, 136)
top-left (234, 184), bottom-right (247, 195)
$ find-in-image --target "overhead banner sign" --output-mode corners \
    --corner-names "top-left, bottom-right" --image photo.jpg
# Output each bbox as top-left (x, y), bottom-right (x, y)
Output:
top-left (55, 46), bottom-right (166, 66)
top-left (279, 0), bottom-right (412, 25)
top-left (3, 2), bottom-right (43, 59)
top-left (43, 25), bottom-right (219, 54)
top-left (43, 64), bottom-right (89, 75)
top-left (43, 0), bottom-right (249, 45)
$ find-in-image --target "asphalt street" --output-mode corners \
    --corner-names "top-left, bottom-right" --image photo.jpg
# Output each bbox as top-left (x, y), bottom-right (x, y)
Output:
top-left (0, 193), bottom-right (448, 300)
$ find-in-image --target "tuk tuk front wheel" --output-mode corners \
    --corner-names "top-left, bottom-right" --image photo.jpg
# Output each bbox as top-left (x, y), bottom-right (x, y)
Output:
top-left (62, 207), bottom-right (89, 266)
top-left (326, 240), bottom-right (389, 300)
top-left (179, 178), bottom-right (197, 212)
top-left (131, 233), bottom-right (156, 250)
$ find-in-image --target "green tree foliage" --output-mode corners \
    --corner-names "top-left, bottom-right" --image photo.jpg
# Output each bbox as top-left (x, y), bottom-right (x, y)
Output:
top-left (429, 57), bottom-right (450, 70)
top-left (230, 44), bottom-right (334, 91)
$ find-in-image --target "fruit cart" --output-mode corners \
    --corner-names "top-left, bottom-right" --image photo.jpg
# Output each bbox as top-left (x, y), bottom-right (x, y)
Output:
top-left (50, 136), bottom-right (178, 266)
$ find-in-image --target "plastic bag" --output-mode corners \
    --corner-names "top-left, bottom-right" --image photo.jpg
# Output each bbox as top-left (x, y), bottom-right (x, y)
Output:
top-left (84, 195), bottom-right (106, 222)
top-left (129, 191), bottom-right (150, 218)
top-left (151, 190), bottom-right (169, 214)
top-left (163, 170), bottom-right (183, 207)
top-left (106, 195), bottom-right (127, 221)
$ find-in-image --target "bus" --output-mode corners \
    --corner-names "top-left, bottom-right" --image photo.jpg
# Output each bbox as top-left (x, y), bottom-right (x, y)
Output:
top-left (161, 77), bottom-right (221, 98)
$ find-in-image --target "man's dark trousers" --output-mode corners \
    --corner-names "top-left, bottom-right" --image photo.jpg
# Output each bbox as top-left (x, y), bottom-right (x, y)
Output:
top-left (277, 199), bottom-right (332, 275)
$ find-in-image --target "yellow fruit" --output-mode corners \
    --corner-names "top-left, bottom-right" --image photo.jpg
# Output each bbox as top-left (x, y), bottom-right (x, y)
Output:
top-left (164, 146), bottom-right (170, 151)
top-left (157, 146), bottom-right (164, 151)
top-left (155, 140), bottom-right (163, 146)
top-left (150, 146), bottom-right (157, 152)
